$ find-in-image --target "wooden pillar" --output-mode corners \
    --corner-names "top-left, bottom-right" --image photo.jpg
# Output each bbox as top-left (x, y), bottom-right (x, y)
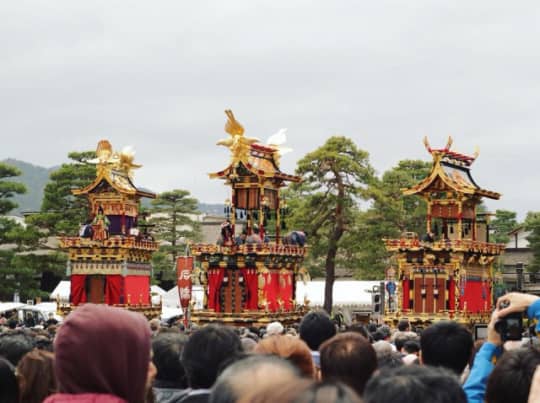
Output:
top-left (457, 199), bottom-right (463, 240)
top-left (426, 196), bottom-right (432, 234)
top-left (276, 193), bottom-right (281, 245)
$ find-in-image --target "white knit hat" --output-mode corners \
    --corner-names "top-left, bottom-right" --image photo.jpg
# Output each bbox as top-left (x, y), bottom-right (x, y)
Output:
top-left (266, 321), bottom-right (284, 336)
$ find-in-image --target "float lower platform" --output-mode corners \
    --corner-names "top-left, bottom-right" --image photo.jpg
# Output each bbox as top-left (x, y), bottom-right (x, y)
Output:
top-left (191, 308), bottom-right (308, 327)
top-left (384, 310), bottom-right (492, 328)
top-left (57, 303), bottom-right (162, 320)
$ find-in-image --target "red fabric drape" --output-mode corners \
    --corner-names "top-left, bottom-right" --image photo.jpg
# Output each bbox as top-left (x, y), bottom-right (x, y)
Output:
top-left (105, 275), bottom-right (123, 305)
top-left (459, 279), bottom-right (487, 313)
top-left (402, 277), bottom-right (410, 313)
top-left (266, 272), bottom-right (280, 312)
top-left (448, 277), bottom-right (455, 311)
top-left (278, 272), bottom-right (293, 311)
top-left (124, 275), bottom-right (150, 304)
top-left (241, 268), bottom-right (259, 310)
top-left (70, 275), bottom-right (87, 305)
top-left (207, 268), bottom-right (225, 312)
top-left (261, 273), bottom-right (275, 312)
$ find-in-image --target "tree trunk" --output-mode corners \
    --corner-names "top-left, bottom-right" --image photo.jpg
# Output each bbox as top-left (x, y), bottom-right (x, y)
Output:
top-left (323, 173), bottom-right (345, 314)
top-left (323, 239), bottom-right (339, 313)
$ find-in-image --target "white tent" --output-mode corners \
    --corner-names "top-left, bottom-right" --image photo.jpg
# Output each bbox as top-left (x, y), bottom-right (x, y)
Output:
top-left (163, 285), bottom-right (204, 310)
top-left (151, 285), bottom-right (166, 295)
top-left (0, 302), bottom-right (25, 314)
top-left (295, 280), bottom-right (380, 308)
top-left (50, 281), bottom-right (71, 302)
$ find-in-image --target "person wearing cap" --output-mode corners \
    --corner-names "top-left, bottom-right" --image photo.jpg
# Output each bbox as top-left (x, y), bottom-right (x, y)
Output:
top-left (265, 321), bottom-right (285, 337)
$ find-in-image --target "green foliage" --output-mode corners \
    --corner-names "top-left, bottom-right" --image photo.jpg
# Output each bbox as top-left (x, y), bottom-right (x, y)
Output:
top-left (0, 162), bottom-right (27, 215)
top-left (349, 159), bottom-right (431, 278)
top-left (0, 151), bottom-right (94, 301)
top-left (288, 136), bottom-right (376, 312)
top-left (490, 209), bottom-right (518, 244)
top-left (0, 217), bottom-right (58, 300)
top-left (370, 160), bottom-right (431, 234)
top-left (28, 151), bottom-right (96, 235)
top-left (525, 212), bottom-right (540, 273)
top-left (149, 189), bottom-right (202, 286)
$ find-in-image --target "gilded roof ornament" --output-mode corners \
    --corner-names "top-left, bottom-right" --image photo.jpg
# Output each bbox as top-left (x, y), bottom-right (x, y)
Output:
top-left (88, 140), bottom-right (142, 179)
top-left (217, 110), bottom-right (260, 166)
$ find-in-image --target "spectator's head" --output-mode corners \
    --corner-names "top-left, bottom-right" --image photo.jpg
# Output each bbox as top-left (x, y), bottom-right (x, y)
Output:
top-left (486, 346), bottom-right (540, 403)
top-left (364, 365), bottom-right (466, 403)
top-left (149, 318), bottom-right (161, 333)
top-left (299, 311), bottom-right (336, 351)
top-left (378, 325), bottom-right (391, 340)
top-left (53, 304), bottom-right (152, 403)
top-left (266, 321), bottom-right (284, 337)
top-left (394, 332), bottom-right (418, 352)
top-left (372, 330), bottom-right (385, 342)
top-left (420, 321), bottom-right (473, 375)
top-left (16, 349), bottom-right (56, 403)
top-left (397, 320), bottom-right (410, 332)
top-left (182, 324), bottom-right (243, 389)
top-left (319, 332), bottom-right (377, 396)
top-left (254, 334), bottom-right (314, 378)
top-left (241, 337), bottom-right (257, 353)
top-left (152, 332), bottom-right (189, 388)
top-left (372, 340), bottom-right (393, 360)
top-left (345, 323), bottom-right (371, 341)
top-left (0, 357), bottom-right (19, 403)
top-left (210, 355), bottom-right (300, 403)
top-left (377, 351), bottom-right (405, 371)
top-left (0, 331), bottom-right (35, 366)
top-left (403, 340), bottom-right (420, 355)
top-left (238, 378), bottom-right (362, 403)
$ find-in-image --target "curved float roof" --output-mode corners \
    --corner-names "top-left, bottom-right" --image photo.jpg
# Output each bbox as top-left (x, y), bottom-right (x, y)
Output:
top-left (403, 137), bottom-right (500, 200)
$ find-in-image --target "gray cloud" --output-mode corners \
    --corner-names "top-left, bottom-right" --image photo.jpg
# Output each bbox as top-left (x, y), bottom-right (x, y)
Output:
top-left (0, 1), bottom-right (538, 220)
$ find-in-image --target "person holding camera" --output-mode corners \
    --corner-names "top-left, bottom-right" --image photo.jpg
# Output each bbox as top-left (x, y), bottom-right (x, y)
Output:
top-left (463, 292), bottom-right (540, 403)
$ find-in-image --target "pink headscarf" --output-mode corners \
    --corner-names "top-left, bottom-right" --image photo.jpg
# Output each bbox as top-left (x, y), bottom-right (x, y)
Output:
top-left (52, 304), bottom-right (151, 403)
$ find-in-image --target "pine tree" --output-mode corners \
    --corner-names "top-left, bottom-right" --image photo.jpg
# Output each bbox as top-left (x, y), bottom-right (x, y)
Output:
top-left (149, 189), bottom-right (202, 288)
top-left (288, 136), bottom-right (375, 313)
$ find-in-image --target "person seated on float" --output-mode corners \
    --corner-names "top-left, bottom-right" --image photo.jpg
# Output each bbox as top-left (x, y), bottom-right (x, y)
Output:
top-left (235, 229), bottom-right (247, 245)
top-left (79, 218), bottom-right (94, 238)
top-left (217, 220), bottom-right (234, 246)
top-left (92, 206), bottom-right (110, 240)
top-left (129, 224), bottom-right (141, 239)
top-left (245, 226), bottom-right (263, 244)
top-left (283, 230), bottom-right (307, 247)
top-left (422, 231), bottom-right (435, 243)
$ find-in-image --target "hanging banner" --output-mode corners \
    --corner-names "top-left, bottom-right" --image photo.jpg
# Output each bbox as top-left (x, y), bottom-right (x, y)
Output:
top-left (177, 256), bottom-right (193, 327)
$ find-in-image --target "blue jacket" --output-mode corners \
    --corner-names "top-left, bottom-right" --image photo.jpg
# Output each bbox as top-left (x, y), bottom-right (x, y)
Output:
top-left (463, 299), bottom-right (540, 403)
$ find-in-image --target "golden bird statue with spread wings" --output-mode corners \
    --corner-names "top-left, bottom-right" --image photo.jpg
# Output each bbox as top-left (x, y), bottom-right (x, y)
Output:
top-left (217, 110), bottom-right (260, 166)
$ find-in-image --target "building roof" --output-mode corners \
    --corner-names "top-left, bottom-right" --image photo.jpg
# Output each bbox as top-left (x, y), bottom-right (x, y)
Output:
top-left (72, 168), bottom-right (155, 198)
top-left (403, 137), bottom-right (500, 199)
top-left (210, 143), bottom-right (301, 183)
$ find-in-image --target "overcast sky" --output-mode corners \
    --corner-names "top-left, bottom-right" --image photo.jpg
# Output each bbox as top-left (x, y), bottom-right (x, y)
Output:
top-left (1, 1), bottom-right (538, 220)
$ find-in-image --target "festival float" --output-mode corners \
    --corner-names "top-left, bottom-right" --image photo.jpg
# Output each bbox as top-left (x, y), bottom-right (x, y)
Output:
top-left (383, 137), bottom-right (505, 325)
top-left (181, 110), bottom-right (309, 326)
top-left (58, 140), bottom-right (160, 318)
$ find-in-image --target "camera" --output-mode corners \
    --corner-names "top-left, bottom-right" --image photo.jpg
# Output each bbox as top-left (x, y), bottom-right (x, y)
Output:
top-left (495, 301), bottom-right (524, 341)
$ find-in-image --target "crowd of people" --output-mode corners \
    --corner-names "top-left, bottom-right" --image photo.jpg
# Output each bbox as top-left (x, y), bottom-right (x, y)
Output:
top-left (1, 292), bottom-right (540, 402)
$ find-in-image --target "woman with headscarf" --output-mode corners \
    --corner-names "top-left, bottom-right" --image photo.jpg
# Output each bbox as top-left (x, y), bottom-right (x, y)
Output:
top-left (44, 304), bottom-right (155, 403)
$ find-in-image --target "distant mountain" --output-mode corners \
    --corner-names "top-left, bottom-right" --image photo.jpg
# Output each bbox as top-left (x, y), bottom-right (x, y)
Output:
top-left (198, 203), bottom-right (225, 216)
top-left (2, 159), bottom-right (56, 216)
top-left (2, 158), bottom-right (225, 217)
